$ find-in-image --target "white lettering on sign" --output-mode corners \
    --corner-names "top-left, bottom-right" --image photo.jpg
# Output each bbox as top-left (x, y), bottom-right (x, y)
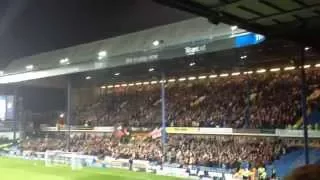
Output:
top-left (125, 54), bottom-right (159, 64)
top-left (185, 45), bottom-right (207, 56)
top-left (255, 34), bottom-right (265, 44)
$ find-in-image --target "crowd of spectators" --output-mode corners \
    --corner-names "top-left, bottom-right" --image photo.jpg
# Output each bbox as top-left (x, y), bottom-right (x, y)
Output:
top-left (22, 133), bottom-right (288, 170)
top-left (75, 67), bottom-right (320, 129)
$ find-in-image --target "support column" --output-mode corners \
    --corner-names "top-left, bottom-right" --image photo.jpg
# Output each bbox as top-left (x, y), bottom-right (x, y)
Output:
top-left (160, 73), bottom-right (167, 155)
top-left (244, 73), bottom-right (251, 128)
top-left (66, 77), bottom-right (72, 152)
top-left (13, 87), bottom-right (18, 141)
top-left (299, 45), bottom-right (309, 165)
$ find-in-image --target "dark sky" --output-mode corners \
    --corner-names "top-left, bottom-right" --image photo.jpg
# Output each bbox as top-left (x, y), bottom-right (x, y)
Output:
top-left (0, 0), bottom-right (192, 68)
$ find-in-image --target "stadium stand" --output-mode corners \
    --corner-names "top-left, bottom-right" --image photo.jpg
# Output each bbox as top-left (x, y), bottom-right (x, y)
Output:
top-left (22, 133), bottom-right (286, 169)
top-left (75, 66), bottom-right (320, 129)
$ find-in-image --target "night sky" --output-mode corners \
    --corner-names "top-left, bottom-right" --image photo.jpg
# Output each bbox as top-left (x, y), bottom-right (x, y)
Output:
top-left (0, 0), bottom-right (192, 112)
top-left (0, 0), bottom-right (192, 68)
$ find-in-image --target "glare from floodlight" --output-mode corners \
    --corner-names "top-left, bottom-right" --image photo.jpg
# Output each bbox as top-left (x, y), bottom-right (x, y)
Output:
top-left (168, 79), bottom-right (176, 82)
top-left (128, 83), bottom-right (134, 86)
top-left (178, 77), bottom-right (186, 82)
top-left (304, 65), bottom-right (311, 69)
top-left (121, 84), bottom-right (127, 87)
top-left (114, 72), bottom-right (120, 76)
top-left (135, 82), bottom-right (142, 86)
top-left (153, 40), bottom-right (160, 46)
top-left (59, 113), bottom-right (65, 118)
top-left (189, 62), bottom-right (196, 67)
top-left (148, 68), bottom-right (155, 72)
top-left (240, 55), bottom-right (247, 59)
top-left (188, 76), bottom-right (196, 80)
top-left (198, 75), bottom-right (207, 79)
top-left (284, 66), bottom-right (295, 71)
top-left (244, 71), bottom-right (253, 74)
top-left (85, 76), bottom-right (92, 80)
top-left (315, 64), bottom-right (320, 67)
top-left (231, 26), bottom-right (238, 31)
top-left (101, 86), bottom-right (106, 89)
top-left (0, 71), bottom-right (4, 76)
top-left (220, 73), bottom-right (229, 77)
top-left (107, 85), bottom-right (113, 88)
top-left (256, 69), bottom-right (266, 73)
top-left (304, 47), bottom-right (311, 51)
top-left (270, 68), bottom-right (280, 72)
top-left (114, 84), bottom-right (120, 88)
top-left (231, 72), bottom-right (240, 76)
top-left (143, 81), bottom-right (149, 85)
top-left (209, 74), bottom-right (217, 78)
top-left (159, 80), bottom-right (166, 83)
top-left (26, 64), bottom-right (34, 70)
top-left (151, 81), bottom-right (158, 84)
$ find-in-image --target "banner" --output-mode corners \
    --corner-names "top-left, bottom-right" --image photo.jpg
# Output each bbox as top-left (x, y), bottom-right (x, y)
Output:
top-left (166, 127), bottom-right (200, 134)
top-left (149, 128), bottom-right (162, 139)
top-left (93, 126), bottom-right (114, 132)
top-left (199, 128), bottom-right (232, 135)
top-left (276, 129), bottom-right (320, 138)
top-left (166, 127), bottom-right (232, 135)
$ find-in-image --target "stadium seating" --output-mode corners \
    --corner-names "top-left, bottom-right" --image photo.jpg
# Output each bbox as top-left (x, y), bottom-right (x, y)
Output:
top-left (76, 67), bottom-right (320, 129)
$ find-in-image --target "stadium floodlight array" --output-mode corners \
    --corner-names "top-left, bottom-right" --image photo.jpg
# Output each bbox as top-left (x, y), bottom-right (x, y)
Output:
top-left (101, 63), bottom-right (320, 89)
top-left (25, 64), bottom-right (34, 71)
top-left (59, 58), bottom-right (70, 65)
top-left (98, 50), bottom-right (107, 60)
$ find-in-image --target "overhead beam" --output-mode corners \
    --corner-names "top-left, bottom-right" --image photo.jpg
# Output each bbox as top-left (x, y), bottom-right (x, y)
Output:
top-left (238, 5), bottom-right (265, 17)
top-left (259, 0), bottom-right (286, 13)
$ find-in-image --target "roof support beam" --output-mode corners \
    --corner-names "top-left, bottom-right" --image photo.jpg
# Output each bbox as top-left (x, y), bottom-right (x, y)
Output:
top-left (259, 0), bottom-right (286, 13)
top-left (238, 5), bottom-right (265, 17)
top-left (292, 0), bottom-right (308, 7)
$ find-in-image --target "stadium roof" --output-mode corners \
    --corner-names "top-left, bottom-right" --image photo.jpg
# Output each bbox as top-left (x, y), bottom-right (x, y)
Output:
top-left (0, 17), bottom-right (261, 84)
top-left (155, 0), bottom-right (320, 48)
top-left (43, 40), bottom-right (320, 89)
